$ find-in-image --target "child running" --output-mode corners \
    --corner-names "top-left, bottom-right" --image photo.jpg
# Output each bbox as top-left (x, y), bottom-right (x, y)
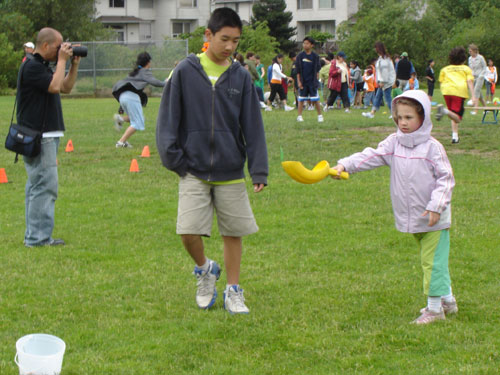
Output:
top-left (436, 47), bottom-right (475, 144)
top-left (332, 90), bottom-right (457, 325)
top-left (156, 8), bottom-right (268, 315)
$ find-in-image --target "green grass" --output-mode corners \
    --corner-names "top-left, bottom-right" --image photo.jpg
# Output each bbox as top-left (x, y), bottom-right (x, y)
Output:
top-left (1, 91), bottom-right (499, 374)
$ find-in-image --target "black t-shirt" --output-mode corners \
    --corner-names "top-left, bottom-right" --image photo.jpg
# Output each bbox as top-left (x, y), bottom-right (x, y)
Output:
top-left (17, 53), bottom-right (64, 132)
top-left (425, 66), bottom-right (435, 82)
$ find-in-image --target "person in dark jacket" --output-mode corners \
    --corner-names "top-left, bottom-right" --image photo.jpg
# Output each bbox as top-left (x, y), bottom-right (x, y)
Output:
top-left (396, 52), bottom-right (415, 91)
top-left (156, 8), bottom-right (268, 315)
top-left (112, 52), bottom-right (165, 148)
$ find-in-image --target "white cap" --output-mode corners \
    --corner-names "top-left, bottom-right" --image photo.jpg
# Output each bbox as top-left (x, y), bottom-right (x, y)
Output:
top-left (24, 42), bottom-right (35, 49)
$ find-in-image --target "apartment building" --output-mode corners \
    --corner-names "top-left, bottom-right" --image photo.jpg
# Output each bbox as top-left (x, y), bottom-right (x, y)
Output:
top-left (95, 0), bottom-right (358, 42)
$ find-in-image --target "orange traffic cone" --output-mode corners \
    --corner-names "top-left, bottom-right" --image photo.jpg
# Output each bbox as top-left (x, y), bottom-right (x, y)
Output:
top-left (65, 139), bottom-right (74, 152)
top-left (0, 168), bottom-right (8, 184)
top-left (141, 145), bottom-right (150, 158)
top-left (129, 159), bottom-right (140, 172)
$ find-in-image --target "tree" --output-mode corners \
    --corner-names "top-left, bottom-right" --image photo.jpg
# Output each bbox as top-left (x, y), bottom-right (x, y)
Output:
top-left (238, 21), bottom-right (280, 64)
top-left (251, 0), bottom-right (296, 53)
top-left (0, 0), bottom-right (111, 43)
top-left (0, 33), bottom-right (23, 92)
top-left (306, 30), bottom-right (334, 52)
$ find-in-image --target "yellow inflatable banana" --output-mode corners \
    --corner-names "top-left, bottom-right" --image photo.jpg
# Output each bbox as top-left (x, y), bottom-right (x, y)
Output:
top-left (281, 160), bottom-right (349, 184)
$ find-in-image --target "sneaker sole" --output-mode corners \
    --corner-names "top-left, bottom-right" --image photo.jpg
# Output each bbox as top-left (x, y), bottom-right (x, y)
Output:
top-left (198, 289), bottom-right (218, 310)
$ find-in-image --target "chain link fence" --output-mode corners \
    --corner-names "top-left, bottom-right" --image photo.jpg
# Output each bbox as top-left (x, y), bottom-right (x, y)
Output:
top-left (70, 40), bottom-right (188, 97)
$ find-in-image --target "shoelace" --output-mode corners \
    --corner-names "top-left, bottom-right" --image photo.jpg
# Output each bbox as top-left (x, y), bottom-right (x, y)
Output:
top-left (195, 270), bottom-right (215, 295)
top-left (228, 289), bottom-right (246, 309)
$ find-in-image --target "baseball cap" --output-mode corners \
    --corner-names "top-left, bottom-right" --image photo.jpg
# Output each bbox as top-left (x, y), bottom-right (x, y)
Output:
top-left (337, 51), bottom-right (347, 59)
top-left (401, 52), bottom-right (408, 57)
top-left (24, 42), bottom-right (35, 49)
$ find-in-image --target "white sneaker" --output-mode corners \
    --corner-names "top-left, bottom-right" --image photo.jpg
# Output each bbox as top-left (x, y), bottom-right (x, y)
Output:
top-left (318, 115), bottom-right (324, 123)
top-left (323, 104), bottom-right (328, 112)
top-left (470, 111), bottom-right (477, 115)
top-left (265, 106), bottom-right (272, 112)
top-left (388, 115), bottom-right (393, 119)
top-left (113, 114), bottom-right (124, 131)
top-left (297, 115), bottom-right (304, 122)
top-left (345, 108), bottom-right (350, 113)
top-left (308, 105), bottom-right (314, 111)
top-left (224, 285), bottom-right (249, 314)
top-left (116, 141), bottom-right (132, 148)
top-left (362, 112), bottom-right (374, 118)
top-left (259, 101), bottom-right (267, 109)
top-left (193, 260), bottom-right (221, 309)
top-left (436, 104), bottom-right (445, 121)
top-left (284, 105), bottom-right (294, 112)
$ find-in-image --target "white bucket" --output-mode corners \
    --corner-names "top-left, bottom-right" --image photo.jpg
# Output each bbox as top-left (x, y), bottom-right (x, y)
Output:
top-left (15, 334), bottom-right (66, 375)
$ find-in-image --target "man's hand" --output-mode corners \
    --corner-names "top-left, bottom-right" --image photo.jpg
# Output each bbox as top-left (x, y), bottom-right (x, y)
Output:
top-left (58, 42), bottom-right (73, 62)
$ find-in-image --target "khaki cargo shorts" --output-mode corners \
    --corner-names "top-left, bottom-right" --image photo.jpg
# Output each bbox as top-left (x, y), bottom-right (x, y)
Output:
top-left (176, 173), bottom-right (259, 237)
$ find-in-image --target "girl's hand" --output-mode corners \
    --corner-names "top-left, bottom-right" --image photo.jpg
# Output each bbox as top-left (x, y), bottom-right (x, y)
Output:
top-left (330, 164), bottom-right (345, 179)
top-left (422, 210), bottom-right (440, 226)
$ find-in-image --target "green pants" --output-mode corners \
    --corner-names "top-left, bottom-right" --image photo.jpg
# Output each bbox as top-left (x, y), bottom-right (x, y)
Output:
top-left (414, 230), bottom-right (452, 297)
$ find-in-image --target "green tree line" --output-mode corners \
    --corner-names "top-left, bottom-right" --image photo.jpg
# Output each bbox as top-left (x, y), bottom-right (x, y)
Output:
top-left (337, 0), bottom-right (500, 77)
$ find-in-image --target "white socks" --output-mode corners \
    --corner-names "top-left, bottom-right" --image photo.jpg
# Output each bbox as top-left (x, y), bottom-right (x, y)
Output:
top-left (198, 258), bottom-right (210, 273)
top-left (452, 132), bottom-right (459, 141)
top-left (427, 296), bottom-right (442, 312)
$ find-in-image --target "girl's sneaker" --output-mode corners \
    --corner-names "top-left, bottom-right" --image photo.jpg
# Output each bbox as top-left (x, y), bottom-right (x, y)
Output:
top-left (412, 308), bottom-right (445, 325)
top-left (116, 141), bottom-right (132, 148)
top-left (420, 297), bottom-right (458, 315)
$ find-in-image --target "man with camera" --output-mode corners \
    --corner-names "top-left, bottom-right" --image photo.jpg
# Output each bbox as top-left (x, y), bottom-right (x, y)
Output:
top-left (17, 27), bottom-right (81, 247)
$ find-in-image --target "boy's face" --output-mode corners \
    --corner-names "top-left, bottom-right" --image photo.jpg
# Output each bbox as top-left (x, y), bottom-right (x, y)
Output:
top-left (395, 104), bottom-right (423, 134)
top-left (205, 26), bottom-right (241, 65)
top-left (303, 40), bottom-right (312, 52)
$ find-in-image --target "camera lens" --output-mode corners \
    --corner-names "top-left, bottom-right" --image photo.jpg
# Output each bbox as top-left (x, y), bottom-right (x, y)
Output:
top-left (72, 46), bottom-right (88, 57)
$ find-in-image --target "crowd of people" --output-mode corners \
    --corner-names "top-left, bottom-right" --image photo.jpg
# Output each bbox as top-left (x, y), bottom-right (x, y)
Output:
top-left (236, 38), bottom-right (496, 145)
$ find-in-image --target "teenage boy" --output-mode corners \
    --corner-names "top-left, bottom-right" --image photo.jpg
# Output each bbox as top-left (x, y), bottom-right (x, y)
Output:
top-left (156, 8), bottom-right (268, 315)
top-left (295, 37), bottom-right (323, 122)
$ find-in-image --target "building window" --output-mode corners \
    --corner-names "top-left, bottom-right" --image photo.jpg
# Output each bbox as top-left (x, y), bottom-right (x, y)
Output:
top-left (179, 0), bottom-right (197, 7)
top-left (140, 23), bottom-right (152, 39)
top-left (319, 0), bottom-right (335, 8)
top-left (172, 22), bottom-right (191, 37)
top-left (139, 0), bottom-right (154, 8)
top-left (111, 26), bottom-right (125, 41)
top-left (303, 21), bottom-right (336, 37)
top-left (109, 0), bottom-right (125, 7)
top-left (297, 0), bottom-right (312, 9)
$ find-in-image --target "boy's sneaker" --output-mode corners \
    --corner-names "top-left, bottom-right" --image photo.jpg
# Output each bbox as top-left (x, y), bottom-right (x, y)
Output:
top-left (362, 112), bottom-right (374, 118)
top-left (470, 111), bottom-right (477, 115)
top-left (284, 105), bottom-right (295, 112)
top-left (436, 104), bottom-right (445, 121)
top-left (318, 115), bottom-right (324, 123)
top-left (345, 108), bottom-right (351, 113)
top-left (113, 114), bottom-right (124, 131)
top-left (297, 115), bottom-right (304, 122)
top-left (264, 106), bottom-right (272, 112)
top-left (259, 101), bottom-right (267, 109)
top-left (223, 285), bottom-right (249, 314)
top-left (412, 307), bottom-right (445, 325)
top-left (116, 141), bottom-right (132, 148)
top-left (451, 138), bottom-right (460, 144)
top-left (193, 260), bottom-right (221, 309)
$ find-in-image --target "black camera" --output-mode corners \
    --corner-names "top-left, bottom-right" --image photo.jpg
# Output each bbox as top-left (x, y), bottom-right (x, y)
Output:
top-left (71, 46), bottom-right (88, 57)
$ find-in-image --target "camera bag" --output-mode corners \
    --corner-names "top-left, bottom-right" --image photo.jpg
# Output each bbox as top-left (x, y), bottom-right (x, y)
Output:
top-left (5, 61), bottom-right (47, 163)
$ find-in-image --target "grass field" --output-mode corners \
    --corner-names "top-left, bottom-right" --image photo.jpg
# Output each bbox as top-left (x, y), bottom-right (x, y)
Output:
top-left (1, 92), bottom-right (499, 374)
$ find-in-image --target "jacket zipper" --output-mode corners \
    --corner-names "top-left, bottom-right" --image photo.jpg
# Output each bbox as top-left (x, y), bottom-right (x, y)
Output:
top-left (208, 85), bottom-right (216, 181)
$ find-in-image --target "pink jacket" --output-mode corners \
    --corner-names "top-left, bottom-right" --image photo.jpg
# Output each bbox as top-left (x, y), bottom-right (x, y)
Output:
top-left (338, 90), bottom-right (455, 233)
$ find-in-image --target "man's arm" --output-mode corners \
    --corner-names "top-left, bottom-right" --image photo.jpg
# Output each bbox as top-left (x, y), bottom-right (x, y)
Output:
top-left (61, 57), bottom-right (80, 94)
top-left (48, 43), bottom-right (72, 94)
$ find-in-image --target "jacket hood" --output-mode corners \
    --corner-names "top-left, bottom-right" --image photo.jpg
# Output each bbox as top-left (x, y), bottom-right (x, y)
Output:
top-left (391, 89), bottom-right (432, 148)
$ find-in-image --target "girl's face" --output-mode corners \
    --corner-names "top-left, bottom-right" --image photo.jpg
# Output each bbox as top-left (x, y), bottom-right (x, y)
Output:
top-left (488, 60), bottom-right (494, 67)
top-left (277, 56), bottom-right (283, 64)
top-left (468, 48), bottom-right (477, 57)
top-left (350, 62), bottom-right (355, 68)
top-left (395, 104), bottom-right (423, 134)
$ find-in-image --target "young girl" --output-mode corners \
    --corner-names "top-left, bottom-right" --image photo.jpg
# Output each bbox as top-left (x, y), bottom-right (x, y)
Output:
top-left (484, 59), bottom-right (497, 104)
top-left (112, 52), bottom-right (166, 148)
top-left (332, 90), bottom-right (457, 325)
top-left (265, 54), bottom-right (294, 111)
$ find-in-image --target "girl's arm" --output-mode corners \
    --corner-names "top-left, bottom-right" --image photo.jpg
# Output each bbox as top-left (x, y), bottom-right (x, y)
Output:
top-left (336, 135), bottom-right (395, 174)
top-left (426, 142), bottom-right (455, 214)
top-left (273, 63), bottom-right (287, 79)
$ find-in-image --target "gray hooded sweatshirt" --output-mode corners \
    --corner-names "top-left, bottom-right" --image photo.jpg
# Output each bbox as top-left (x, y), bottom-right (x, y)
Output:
top-left (156, 54), bottom-right (268, 185)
